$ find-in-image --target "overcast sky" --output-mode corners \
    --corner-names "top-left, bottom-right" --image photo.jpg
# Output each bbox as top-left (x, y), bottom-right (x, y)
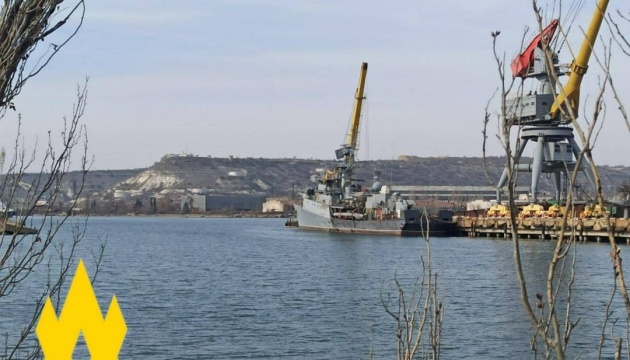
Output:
top-left (1, 0), bottom-right (628, 170)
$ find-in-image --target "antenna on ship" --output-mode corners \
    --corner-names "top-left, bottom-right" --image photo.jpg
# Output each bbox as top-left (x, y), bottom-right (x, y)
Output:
top-left (389, 145), bottom-right (395, 185)
top-left (0, 148), bottom-right (5, 175)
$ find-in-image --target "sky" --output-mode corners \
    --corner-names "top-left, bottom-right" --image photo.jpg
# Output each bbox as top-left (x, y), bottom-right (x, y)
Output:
top-left (0, 0), bottom-right (629, 170)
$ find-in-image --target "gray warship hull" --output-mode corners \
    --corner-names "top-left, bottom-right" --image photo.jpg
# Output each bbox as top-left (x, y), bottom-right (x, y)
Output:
top-left (294, 199), bottom-right (455, 237)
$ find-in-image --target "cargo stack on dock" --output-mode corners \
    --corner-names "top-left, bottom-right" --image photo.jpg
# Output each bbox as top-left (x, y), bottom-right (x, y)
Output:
top-left (454, 202), bottom-right (630, 243)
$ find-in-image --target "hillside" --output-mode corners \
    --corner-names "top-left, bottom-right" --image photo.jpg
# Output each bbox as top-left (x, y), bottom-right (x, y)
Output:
top-left (98, 155), bottom-right (629, 198)
top-left (13, 155), bottom-right (630, 214)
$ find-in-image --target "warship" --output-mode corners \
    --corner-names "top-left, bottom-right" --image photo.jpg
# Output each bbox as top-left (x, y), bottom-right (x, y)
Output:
top-left (293, 62), bottom-right (456, 237)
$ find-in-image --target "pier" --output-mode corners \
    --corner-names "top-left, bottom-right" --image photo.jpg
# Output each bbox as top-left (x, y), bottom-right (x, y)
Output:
top-left (455, 216), bottom-right (630, 244)
top-left (0, 220), bottom-right (38, 235)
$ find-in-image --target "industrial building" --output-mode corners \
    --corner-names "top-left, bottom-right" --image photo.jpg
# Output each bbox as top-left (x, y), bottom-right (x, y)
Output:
top-left (181, 194), bottom-right (266, 213)
top-left (389, 186), bottom-right (530, 201)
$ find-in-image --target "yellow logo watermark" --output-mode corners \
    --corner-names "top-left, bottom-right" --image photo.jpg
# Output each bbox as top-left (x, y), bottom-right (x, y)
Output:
top-left (36, 259), bottom-right (127, 359)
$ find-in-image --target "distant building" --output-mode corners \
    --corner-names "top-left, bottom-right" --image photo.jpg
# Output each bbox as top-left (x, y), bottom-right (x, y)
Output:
top-left (163, 151), bottom-right (196, 159)
top-left (114, 190), bottom-right (131, 200)
top-left (227, 170), bottom-right (247, 177)
top-left (262, 198), bottom-right (293, 214)
top-left (390, 185), bottom-right (529, 201)
top-left (181, 194), bottom-right (266, 213)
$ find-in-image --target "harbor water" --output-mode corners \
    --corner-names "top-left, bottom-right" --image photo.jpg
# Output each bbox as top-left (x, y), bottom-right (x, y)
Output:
top-left (0, 217), bottom-right (623, 359)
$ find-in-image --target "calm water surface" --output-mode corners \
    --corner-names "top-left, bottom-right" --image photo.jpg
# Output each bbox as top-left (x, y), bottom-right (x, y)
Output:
top-left (0, 217), bottom-right (623, 359)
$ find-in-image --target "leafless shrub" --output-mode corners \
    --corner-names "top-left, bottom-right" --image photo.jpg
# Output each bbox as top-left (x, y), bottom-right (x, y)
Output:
top-left (0, 0), bottom-right (101, 358)
top-left (486, 0), bottom-right (630, 358)
top-left (0, 0), bottom-right (85, 114)
top-left (0, 82), bottom-right (104, 359)
top-left (381, 213), bottom-right (443, 360)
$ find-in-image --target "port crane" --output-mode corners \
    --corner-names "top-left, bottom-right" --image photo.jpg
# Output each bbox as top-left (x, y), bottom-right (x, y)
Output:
top-left (496, 0), bottom-right (610, 203)
top-left (322, 62), bottom-right (368, 201)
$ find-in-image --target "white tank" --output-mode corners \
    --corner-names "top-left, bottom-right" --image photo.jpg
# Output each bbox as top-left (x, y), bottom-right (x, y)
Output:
top-left (372, 181), bottom-right (382, 192)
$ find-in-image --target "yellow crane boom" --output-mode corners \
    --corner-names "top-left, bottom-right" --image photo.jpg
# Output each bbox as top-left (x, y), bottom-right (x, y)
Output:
top-left (325, 62), bottom-right (369, 182)
top-left (346, 62), bottom-right (368, 150)
top-left (550, 0), bottom-right (610, 120)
